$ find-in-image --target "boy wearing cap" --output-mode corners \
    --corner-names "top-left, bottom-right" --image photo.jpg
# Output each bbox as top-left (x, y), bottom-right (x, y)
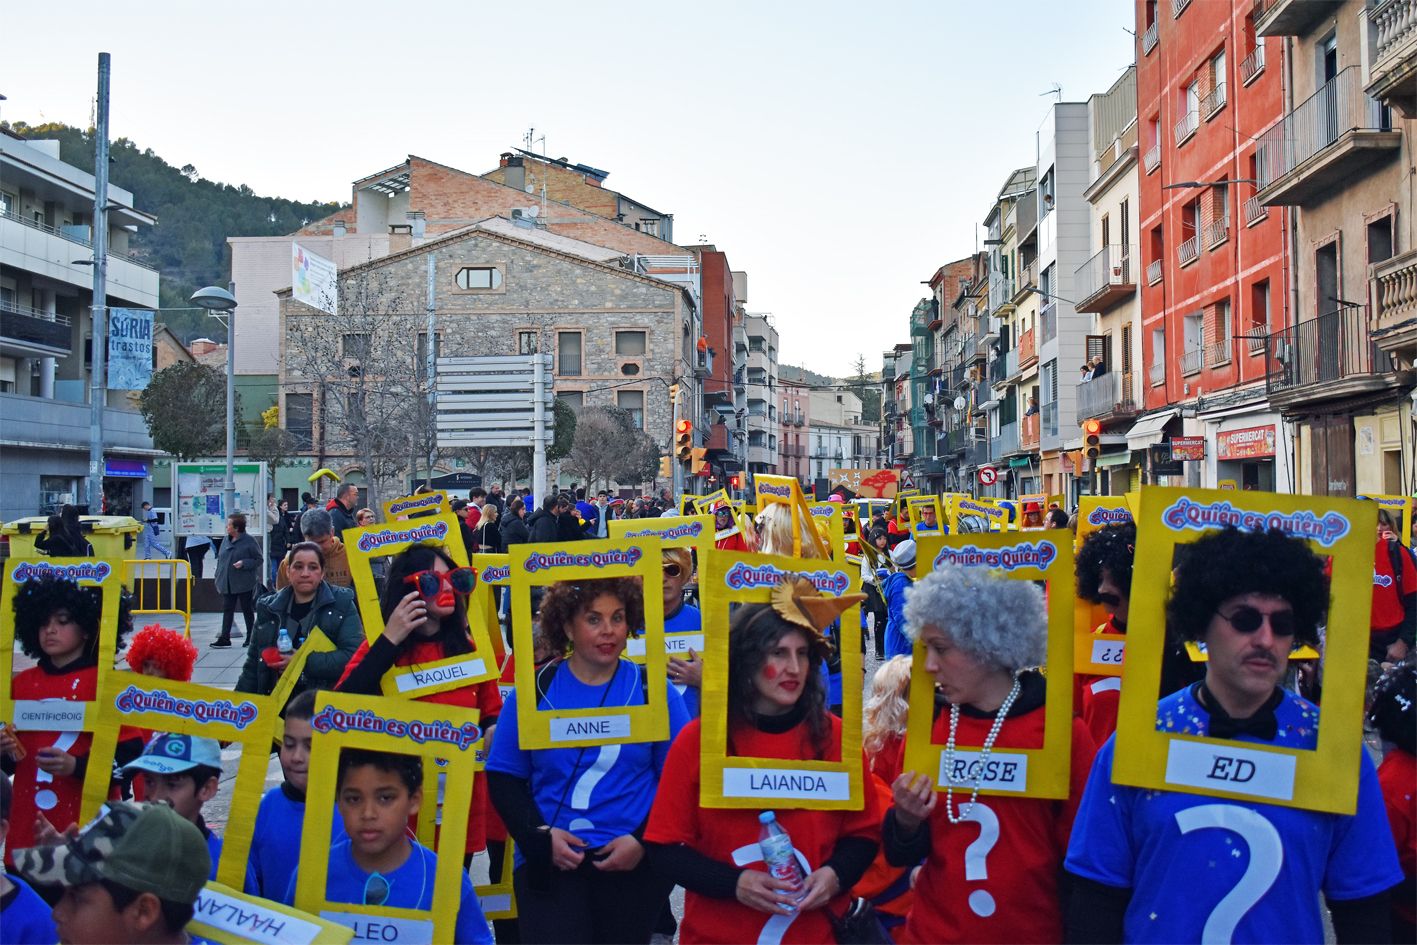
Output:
top-left (121, 734), bottom-right (223, 880)
top-left (2, 775), bottom-right (59, 945)
top-left (14, 801), bottom-right (210, 945)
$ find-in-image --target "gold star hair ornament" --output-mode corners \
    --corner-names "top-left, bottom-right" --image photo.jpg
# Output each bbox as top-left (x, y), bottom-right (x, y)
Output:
top-left (771, 575), bottom-right (867, 636)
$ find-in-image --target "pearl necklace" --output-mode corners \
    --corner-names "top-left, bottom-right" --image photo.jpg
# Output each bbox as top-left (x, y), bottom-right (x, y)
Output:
top-left (941, 672), bottom-right (1023, 824)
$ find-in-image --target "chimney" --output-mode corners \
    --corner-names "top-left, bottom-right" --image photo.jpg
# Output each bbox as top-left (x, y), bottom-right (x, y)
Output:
top-left (388, 224), bottom-right (412, 253)
top-left (407, 211), bottom-right (426, 241)
top-left (332, 219), bottom-right (347, 237)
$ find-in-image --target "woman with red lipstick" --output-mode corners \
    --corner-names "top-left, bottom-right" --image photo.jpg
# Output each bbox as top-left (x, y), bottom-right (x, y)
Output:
top-left (335, 544), bottom-right (503, 859)
top-left (643, 577), bottom-right (882, 944)
top-left (486, 578), bottom-right (690, 944)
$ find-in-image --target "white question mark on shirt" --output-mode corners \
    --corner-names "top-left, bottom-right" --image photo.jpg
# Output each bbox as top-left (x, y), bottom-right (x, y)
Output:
top-left (731, 841), bottom-right (812, 945)
top-left (34, 732), bottom-right (80, 810)
top-left (1174, 804), bottom-right (1283, 944)
top-left (961, 802), bottom-right (1000, 917)
top-left (566, 744), bottom-right (620, 833)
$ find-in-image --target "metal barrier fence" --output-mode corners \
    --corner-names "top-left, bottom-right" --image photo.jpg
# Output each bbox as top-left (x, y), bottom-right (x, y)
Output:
top-left (123, 559), bottom-right (194, 637)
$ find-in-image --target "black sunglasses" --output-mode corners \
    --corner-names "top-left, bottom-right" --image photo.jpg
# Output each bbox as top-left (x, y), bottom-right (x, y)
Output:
top-left (663, 563), bottom-right (683, 577)
top-left (1216, 605), bottom-right (1296, 637)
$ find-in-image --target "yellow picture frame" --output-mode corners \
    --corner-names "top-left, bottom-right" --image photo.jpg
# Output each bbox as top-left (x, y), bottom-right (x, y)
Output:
top-left (904, 496), bottom-right (945, 538)
top-left (473, 840), bottom-right (517, 922)
top-left (807, 502), bottom-right (847, 560)
top-left (606, 517), bottom-right (712, 663)
top-left (1072, 496), bottom-right (1134, 676)
top-left (1112, 487), bottom-right (1376, 814)
top-left (903, 531), bottom-right (1077, 800)
top-left (295, 691), bottom-right (482, 945)
top-left (381, 490), bottom-right (451, 521)
top-left (1362, 493), bottom-right (1413, 547)
top-left (755, 474), bottom-right (829, 558)
top-left (697, 549), bottom-right (865, 810)
top-left (508, 538), bottom-right (670, 749)
top-left (953, 496), bottom-right (1010, 532)
top-left (190, 881), bottom-right (354, 944)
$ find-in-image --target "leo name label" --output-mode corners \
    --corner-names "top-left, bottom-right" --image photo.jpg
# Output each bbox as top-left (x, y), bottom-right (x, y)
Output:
top-left (937, 750), bottom-right (1029, 792)
top-left (322, 912), bottom-right (433, 944)
top-left (12, 700), bottom-right (88, 731)
top-left (392, 657), bottom-right (486, 694)
top-left (1164, 739), bottom-right (1297, 801)
top-left (1090, 639), bottom-right (1125, 666)
top-left (625, 633), bottom-right (704, 657)
top-left (193, 886), bottom-right (323, 944)
top-left (549, 713), bottom-right (632, 741)
top-left (722, 766), bottom-right (851, 801)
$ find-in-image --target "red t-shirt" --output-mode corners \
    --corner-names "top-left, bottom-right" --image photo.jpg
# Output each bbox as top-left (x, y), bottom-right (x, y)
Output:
top-left (337, 638), bottom-right (503, 852)
top-left (1373, 538), bottom-right (1416, 631)
top-left (8, 662), bottom-right (98, 857)
top-left (1377, 748), bottom-right (1416, 926)
top-left (715, 532), bottom-right (750, 553)
top-left (1077, 616), bottom-right (1125, 746)
top-left (868, 731), bottom-right (905, 785)
top-left (898, 707), bottom-right (1096, 945)
top-left (644, 716), bottom-right (883, 944)
top-left (464, 505), bottom-right (482, 531)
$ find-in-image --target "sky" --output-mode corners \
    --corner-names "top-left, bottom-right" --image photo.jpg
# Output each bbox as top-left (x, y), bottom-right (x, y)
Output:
top-left (2, 1), bottom-right (1136, 377)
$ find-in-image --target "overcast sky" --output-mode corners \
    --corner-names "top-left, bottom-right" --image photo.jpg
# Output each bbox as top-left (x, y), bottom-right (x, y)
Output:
top-left (3, 1), bottom-right (1135, 377)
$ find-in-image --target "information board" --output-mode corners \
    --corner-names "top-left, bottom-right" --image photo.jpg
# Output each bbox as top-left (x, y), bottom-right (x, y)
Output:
top-left (174, 463), bottom-right (267, 537)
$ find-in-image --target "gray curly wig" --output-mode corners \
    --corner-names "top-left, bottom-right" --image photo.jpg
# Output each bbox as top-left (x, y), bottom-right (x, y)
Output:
top-left (903, 566), bottom-right (1047, 672)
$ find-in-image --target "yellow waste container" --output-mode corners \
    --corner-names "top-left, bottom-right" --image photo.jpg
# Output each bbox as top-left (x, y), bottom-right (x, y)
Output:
top-left (2, 515), bottom-right (144, 562)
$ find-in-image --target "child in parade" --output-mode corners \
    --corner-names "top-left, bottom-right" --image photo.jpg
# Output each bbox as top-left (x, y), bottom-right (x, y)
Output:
top-left (284, 749), bottom-right (492, 944)
top-left (121, 733), bottom-right (224, 880)
top-left (643, 577), bottom-right (880, 944)
top-left (119, 623), bottom-right (199, 801)
top-left (1368, 659), bottom-right (1416, 942)
top-left (487, 577), bottom-right (689, 944)
top-left (1073, 522), bottom-right (1135, 744)
top-left (886, 567), bottom-right (1096, 944)
top-left (0, 775), bottom-right (59, 945)
top-left (662, 547), bottom-right (705, 716)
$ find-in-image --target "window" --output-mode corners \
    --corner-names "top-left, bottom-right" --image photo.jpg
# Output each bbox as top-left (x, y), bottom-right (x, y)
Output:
top-left (454, 267), bottom-right (503, 290)
top-left (617, 389), bottom-right (645, 429)
top-left (416, 332), bottom-right (440, 378)
top-left (341, 333), bottom-right (371, 360)
top-left (1040, 169), bottom-right (1056, 215)
top-left (1316, 241), bottom-right (1340, 316)
top-left (285, 393), bottom-right (314, 448)
top-left (749, 337), bottom-right (765, 352)
top-left (557, 331), bottom-right (582, 376)
top-left (0, 192), bottom-right (12, 216)
top-left (1119, 199), bottom-right (1131, 256)
top-left (1121, 324), bottom-right (1133, 374)
top-left (1151, 328), bottom-right (1166, 384)
top-left (518, 331), bottom-right (538, 355)
top-left (558, 391), bottom-right (584, 412)
top-left (1250, 280), bottom-right (1271, 336)
top-left (614, 330), bottom-right (646, 356)
top-left (1101, 214), bottom-right (1111, 249)
top-left (1368, 213), bottom-right (1395, 265)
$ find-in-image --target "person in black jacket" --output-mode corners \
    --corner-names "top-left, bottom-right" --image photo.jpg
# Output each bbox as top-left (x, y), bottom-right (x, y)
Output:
top-left (34, 514), bottom-right (93, 557)
top-left (554, 494), bottom-right (583, 543)
top-left (526, 495), bottom-right (560, 543)
top-left (500, 497), bottom-right (530, 548)
top-left (328, 483), bottom-right (359, 541)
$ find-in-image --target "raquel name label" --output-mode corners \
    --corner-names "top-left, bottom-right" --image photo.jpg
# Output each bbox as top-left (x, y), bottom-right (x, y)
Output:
top-left (937, 750), bottom-right (1030, 792)
top-left (549, 714), bottom-right (632, 741)
top-left (1164, 738), bottom-right (1297, 801)
top-left (1091, 639), bottom-right (1125, 666)
top-left (721, 767), bottom-right (851, 800)
top-left (12, 700), bottom-right (89, 731)
top-left (194, 886), bottom-right (323, 944)
top-left (392, 657), bottom-right (486, 694)
top-left (322, 912), bottom-right (434, 944)
top-left (625, 633), bottom-right (704, 657)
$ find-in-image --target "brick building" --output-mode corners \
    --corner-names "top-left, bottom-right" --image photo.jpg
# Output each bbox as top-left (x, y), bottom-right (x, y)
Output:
top-left (483, 150), bottom-right (674, 241)
top-left (779, 375), bottom-right (811, 484)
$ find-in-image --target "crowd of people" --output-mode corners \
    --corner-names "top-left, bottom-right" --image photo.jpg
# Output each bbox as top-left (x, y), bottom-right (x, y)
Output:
top-left (2, 485), bottom-right (1414, 945)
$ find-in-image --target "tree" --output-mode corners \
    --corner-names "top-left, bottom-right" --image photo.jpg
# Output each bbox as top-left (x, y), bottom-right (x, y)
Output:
top-left (138, 362), bottom-right (241, 460)
top-left (849, 354), bottom-right (882, 424)
top-left (549, 399), bottom-right (576, 461)
top-left (244, 426), bottom-right (300, 469)
top-left (566, 407), bottom-right (657, 491)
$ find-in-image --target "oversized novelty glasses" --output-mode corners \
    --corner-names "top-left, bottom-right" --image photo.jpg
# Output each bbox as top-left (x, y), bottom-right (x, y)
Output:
top-left (403, 567), bottom-right (477, 599)
top-left (1215, 605), bottom-right (1296, 637)
top-left (663, 562), bottom-right (684, 578)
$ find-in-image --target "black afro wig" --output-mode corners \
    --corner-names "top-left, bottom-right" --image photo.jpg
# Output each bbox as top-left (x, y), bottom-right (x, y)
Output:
top-left (13, 576), bottom-right (133, 661)
top-left (1076, 522), bottom-right (1137, 602)
top-left (1367, 659), bottom-right (1414, 756)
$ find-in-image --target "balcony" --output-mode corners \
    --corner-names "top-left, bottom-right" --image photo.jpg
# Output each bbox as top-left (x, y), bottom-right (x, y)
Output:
top-left (1013, 259), bottom-right (1039, 305)
top-left (988, 354), bottom-right (1008, 387)
top-left (1174, 109), bottom-right (1199, 147)
top-left (989, 274), bottom-right (1017, 316)
top-left (1244, 326), bottom-right (1270, 357)
top-left (1018, 328), bottom-right (1037, 369)
top-left (1002, 348), bottom-right (1020, 382)
top-left (1201, 82), bottom-right (1227, 120)
top-left (1142, 19), bottom-right (1158, 54)
top-left (1255, 67), bottom-right (1397, 206)
top-left (1371, 249), bottom-right (1417, 353)
top-left (1076, 371), bottom-right (1139, 422)
top-left (1178, 234), bottom-right (1201, 267)
top-left (0, 300), bottom-right (72, 358)
top-left (1244, 195), bottom-right (1269, 227)
top-left (1203, 337), bottom-right (1232, 368)
top-left (1075, 246), bottom-right (1136, 313)
top-left (996, 421), bottom-right (1020, 456)
top-left (940, 428), bottom-right (968, 456)
top-left (1241, 44), bottom-right (1266, 86)
top-left (1180, 348), bottom-right (1203, 376)
top-left (1020, 412), bottom-right (1040, 450)
top-left (1204, 217), bottom-right (1229, 249)
top-left (1144, 141), bottom-right (1161, 174)
top-left (1266, 307), bottom-right (1393, 404)
top-left (1147, 259), bottom-right (1163, 285)
top-left (1257, 0), bottom-right (1342, 37)
top-left (1014, 192), bottom-right (1038, 244)
top-left (1368, 0), bottom-right (1417, 115)
top-left (694, 346), bottom-right (714, 378)
top-left (746, 445), bottom-right (776, 467)
top-left (1172, 0), bottom-right (1190, 16)
top-left (0, 392), bottom-right (154, 454)
top-left (0, 210), bottom-right (159, 305)
top-left (1149, 360), bottom-right (1166, 386)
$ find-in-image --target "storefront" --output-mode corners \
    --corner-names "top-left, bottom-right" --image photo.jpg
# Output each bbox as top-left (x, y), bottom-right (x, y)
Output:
top-left (101, 459), bottom-right (150, 517)
top-left (1214, 424), bottom-right (1278, 492)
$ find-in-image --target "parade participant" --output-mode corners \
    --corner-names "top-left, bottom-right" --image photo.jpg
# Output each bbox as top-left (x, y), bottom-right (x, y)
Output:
top-left (275, 508), bottom-right (351, 590)
top-left (1065, 527), bottom-right (1402, 944)
top-left (882, 539), bottom-right (917, 659)
top-left (1, 775), bottom-right (58, 945)
top-left (863, 655), bottom-right (912, 785)
top-left (1045, 507), bottom-right (1070, 530)
top-left (664, 547), bottom-right (706, 716)
top-left (643, 577), bottom-right (879, 944)
top-left (757, 504), bottom-right (845, 712)
top-left (13, 801), bottom-right (210, 945)
top-left (235, 542), bottom-right (363, 697)
top-left (2, 576), bottom-right (137, 862)
top-left (121, 734), bottom-right (224, 880)
top-left (712, 503), bottom-right (749, 553)
top-left (353, 507), bottom-right (387, 595)
top-left (284, 749), bottom-right (493, 944)
top-left (915, 503), bottom-right (940, 534)
top-left (336, 544), bottom-right (502, 857)
top-left (885, 567), bottom-right (1095, 944)
top-left (211, 513), bottom-right (262, 648)
top-left (1368, 659), bottom-right (1416, 942)
top-left (487, 577), bottom-right (689, 944)
top-left (1074, 523), bottom-right (1135, 744)
top-left (124, 623), bottom-right (197, 682)
top-left (1021, 502), bottom-right (1044, 530)
top-left (1371, 509), bottom-right (1416, 662)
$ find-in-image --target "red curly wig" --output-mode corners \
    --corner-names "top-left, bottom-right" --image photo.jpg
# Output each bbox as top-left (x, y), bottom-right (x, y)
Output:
top-left (124, 623), bottom-right (198, 681)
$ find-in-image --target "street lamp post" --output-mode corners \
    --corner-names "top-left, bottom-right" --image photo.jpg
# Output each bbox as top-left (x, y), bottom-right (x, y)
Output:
top-left (191, 286), bottom-right (238, 518)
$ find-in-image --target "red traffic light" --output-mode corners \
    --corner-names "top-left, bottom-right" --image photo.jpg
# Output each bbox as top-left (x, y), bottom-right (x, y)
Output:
top-left (1082, 419), bottom-right (1102, 436)
top-left (676, 419), bottom-right (693, 436)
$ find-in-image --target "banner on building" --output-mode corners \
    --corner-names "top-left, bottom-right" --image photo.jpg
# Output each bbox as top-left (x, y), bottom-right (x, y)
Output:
top-left (292, 243), bottom-right (338, 315)
top-left (1169, 436), bottom-right (1206, 461)
top-left (1217, 425), bottom-right (1276, 460)
top-left (106, 308), bottom-right (154, 390)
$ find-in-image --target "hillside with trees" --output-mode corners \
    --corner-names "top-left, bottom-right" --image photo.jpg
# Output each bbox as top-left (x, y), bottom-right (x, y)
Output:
top-left (2, 120), bottom-right (342, 343)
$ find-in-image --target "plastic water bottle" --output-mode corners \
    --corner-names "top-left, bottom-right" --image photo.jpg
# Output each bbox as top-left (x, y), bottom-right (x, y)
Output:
top-left (757, 811), bottom-right (805, 906)
top-left (276, 627), bottom-right (294, 655)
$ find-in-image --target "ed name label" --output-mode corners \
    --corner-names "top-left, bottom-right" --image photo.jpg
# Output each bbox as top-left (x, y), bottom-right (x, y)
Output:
top-left (323, 912), bottom-right (433, 944)
top-left (549, 714), bottom-right (632, 742)
top-left (1164, 739), bottom-right (1297, 801)
top-left (12, 700), bottom-right (88, 732)
top-left (392, 657), bottom-right (486, 694)
top-left (937, 750), bottom-right (1029, 793)
top-left (722, 767), bottom-right (850, 801)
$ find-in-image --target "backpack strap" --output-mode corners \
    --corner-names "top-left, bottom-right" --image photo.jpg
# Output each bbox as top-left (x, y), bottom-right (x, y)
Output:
top-left (1389, 539), bottom-right (1409, 600)
top-left (534, 657), bottom-right (564, 708)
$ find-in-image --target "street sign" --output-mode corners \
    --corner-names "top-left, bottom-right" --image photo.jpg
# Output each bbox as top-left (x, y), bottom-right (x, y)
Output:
top-left (977, 465), bottom-right (999, 486)
top-left (435, 355), bottom-right (555, 448)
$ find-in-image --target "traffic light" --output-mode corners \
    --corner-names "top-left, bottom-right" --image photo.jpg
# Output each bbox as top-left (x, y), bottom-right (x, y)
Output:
top-left (668, 383), bottom-right (680, 405)
top-left (1083, 418), bottom-right (1102, 460)
top-left (729, 474), bottom-right (742, 492)
top-left (675, 419), bottom-right (694, 462)
top-left (658, 456), bottom-right (672, 479)
top-left (691, 447), bottom-right (708, 476)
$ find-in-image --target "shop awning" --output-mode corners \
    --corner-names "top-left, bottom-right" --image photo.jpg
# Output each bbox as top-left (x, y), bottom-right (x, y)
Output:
top-left (1124, 409), bottom-right (1178, 451)
top-left (1096, 451), bottom-right (1134, 467)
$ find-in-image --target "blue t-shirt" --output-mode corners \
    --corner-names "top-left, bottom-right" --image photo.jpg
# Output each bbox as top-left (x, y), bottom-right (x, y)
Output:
top-left (285, 837), bottom-right (491, 945)
top-left (244, 783), bottom-right (347, 899)
top-left (1065, 688), bottom-right (1403, 944)
top-left (200, 821), bottom-right (222, 881)
top-left (666, 603), bottom-right (702, 717)
top-left (487, 658), bottom-right (689, 861)
top-left (882, 571), bottom-right (914, 659)
top-left (1, 874), bottom-right (57, 945)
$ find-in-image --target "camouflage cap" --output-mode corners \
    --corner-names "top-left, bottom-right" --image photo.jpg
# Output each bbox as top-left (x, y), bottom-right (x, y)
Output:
top-left (14, 801), bottom-right (210, 905)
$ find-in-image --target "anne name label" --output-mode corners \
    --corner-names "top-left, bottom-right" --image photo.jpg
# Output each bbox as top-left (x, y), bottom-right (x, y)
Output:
top-left (322, 911), bottom-right (433, 944)
top-left (936, 750), bottom-right (1029, 792)
top-left (1164, 738), bottom-right (1297, 801)
top-left (549, 714), bottom-right (632, 742)
top-left (193, 885), bottom-right (323, 944)
top-left (722, 767), bottom-right (850, 801)
top-left (13, 700), bottom-right (88, 731)
top-left (392, 657), bottom-right (486, 694)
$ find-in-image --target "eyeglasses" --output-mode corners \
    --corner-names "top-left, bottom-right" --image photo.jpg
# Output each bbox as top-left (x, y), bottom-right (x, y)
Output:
top-left (1216, 605), bottom-right (1296, 637)
top-left (363, 871), bottom-right (390, 906)
top-left (663, 563), bottom-right (683, 578)
top-left (403, 567), bottom-right (477, 599)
